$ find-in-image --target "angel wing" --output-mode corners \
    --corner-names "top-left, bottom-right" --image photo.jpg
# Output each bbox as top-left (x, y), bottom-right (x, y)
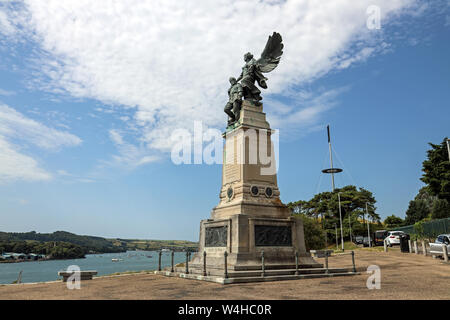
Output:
top-left (256, 32), bottom-right (284, 73)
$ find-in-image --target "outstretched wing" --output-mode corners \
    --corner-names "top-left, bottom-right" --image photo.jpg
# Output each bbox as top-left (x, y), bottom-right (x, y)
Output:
top-left (257, 32), bottom-right (284, 73)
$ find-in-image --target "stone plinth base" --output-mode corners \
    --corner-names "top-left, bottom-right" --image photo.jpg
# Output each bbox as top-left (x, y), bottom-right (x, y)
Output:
top-left (188, 214), bottom-right (321, 272)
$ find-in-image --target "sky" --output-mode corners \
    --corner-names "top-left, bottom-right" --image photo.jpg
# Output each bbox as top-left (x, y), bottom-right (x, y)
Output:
top-left (0, 0), bottom-right (449, 241)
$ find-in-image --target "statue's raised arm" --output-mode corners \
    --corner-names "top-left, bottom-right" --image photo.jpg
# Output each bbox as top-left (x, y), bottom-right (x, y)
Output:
top-left (234, 32), bottom-right (283, 106)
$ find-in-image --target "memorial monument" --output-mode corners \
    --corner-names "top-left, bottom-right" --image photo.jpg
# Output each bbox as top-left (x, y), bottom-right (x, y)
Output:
top-left (188, 32), bottom-right (321, 274)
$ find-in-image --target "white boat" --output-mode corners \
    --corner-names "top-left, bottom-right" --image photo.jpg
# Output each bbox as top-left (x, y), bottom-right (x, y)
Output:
top-left (111, 258), bottom-right (123, 262)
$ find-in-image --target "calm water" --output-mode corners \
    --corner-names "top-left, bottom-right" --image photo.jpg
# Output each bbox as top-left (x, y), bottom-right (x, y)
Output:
top-left (0, 250), bottom-right (187, 284)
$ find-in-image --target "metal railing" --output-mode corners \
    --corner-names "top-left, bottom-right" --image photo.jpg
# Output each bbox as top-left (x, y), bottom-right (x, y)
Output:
top-left (163, 248), bottom-right (358, 278)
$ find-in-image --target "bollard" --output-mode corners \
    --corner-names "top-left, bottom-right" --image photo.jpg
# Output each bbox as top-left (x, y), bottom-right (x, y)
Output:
top-left (185, 250), bottom-right (189, 274)
top-left (384, 240), bottom-right (388, 252)
top-left (203, 251), bottom-right (207, 277)
top-left (261, 250), bottom-right (265, 277)
top-left (351, 251), bottom-right (356, 273)
top-left (171, 250), bottom-right (174, 273)
top-left (414, 241), bottom-right (418, 254)
top-left (443, 245), bottom-right (449, 262)
top-left (408, 240), bottom-right (412, 253)
top-left (224, 251), bottom-right (228, 279)
top-left (295, 251), bottom-right (299, 276)
top-left (422, 241), bottom-right (427, 256)
top-left (158, 250), bottom-right (162, 271)
top-left (325, 252), bottom-right (329, 274)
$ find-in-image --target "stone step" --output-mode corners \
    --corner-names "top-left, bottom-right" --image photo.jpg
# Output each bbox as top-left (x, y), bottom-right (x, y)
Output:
top-left (228, 268), bottom-right (351, 278)
top-left (174, 267), bottom-right (354, 278)
top-left (232, 264), bottom-right (323, 271)
top-left (223, 272), bottom-right (359, 284)
top-left (154, 270), bottom-right (360, 284)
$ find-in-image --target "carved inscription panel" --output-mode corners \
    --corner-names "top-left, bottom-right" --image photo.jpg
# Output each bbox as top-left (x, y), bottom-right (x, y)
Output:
top-left (255, 225), bottom-right (292, 246)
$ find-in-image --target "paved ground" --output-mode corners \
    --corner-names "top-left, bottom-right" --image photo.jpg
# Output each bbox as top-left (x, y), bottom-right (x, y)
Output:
top-left (0, 249), bottom-right (448, 300)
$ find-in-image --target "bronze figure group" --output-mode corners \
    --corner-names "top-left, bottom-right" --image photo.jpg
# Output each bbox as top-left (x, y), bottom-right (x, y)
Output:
top-left (224, 32), bottom-right (284, 126)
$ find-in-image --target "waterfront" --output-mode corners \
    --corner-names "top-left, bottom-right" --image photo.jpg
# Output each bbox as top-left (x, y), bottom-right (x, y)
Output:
top-left (0, 250), bottom-right (186, 284)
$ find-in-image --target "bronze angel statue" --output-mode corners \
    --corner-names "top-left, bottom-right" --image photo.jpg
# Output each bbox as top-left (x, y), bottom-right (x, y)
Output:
top-left (236, 32), bottom-right (284, 106)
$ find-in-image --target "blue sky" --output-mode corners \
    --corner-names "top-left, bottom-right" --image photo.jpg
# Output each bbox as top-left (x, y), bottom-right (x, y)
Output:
top-left (0, 1), bottom-right (449, 240)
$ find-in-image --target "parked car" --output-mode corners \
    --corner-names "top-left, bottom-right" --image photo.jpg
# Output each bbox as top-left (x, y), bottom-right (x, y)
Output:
top-left (429, 234), bottom-right (450, 258)
top-left (373, 230), bottom-right (388, 246)
top-left (363, 236), bottom-right (373, 247)
top-left (354, 236), bottom-right (364, 245)
top-left (384, 231), bottom-right (406, 247)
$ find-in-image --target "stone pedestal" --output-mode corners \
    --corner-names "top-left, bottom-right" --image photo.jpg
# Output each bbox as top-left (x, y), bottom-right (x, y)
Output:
top-left (189, 100), bottom-right (320, 273)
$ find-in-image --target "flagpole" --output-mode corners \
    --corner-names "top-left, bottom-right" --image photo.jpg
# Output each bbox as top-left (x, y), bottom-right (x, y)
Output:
top-left (327, 125), bottom-right (335, 192)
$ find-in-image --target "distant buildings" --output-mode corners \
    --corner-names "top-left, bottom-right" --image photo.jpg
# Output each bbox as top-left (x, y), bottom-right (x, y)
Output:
top-left (0, 252), bottom-right (47, 262)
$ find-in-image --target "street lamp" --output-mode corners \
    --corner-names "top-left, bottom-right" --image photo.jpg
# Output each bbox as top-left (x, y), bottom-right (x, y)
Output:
top-left (446, 138), bottom-right (450, 162)
top-left (365, 203), bottom-right (371, 248)
top-left (338, 192), bottom-right (344, 251)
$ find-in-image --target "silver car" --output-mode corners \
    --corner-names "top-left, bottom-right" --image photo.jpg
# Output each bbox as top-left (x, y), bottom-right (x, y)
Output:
top-left (429, 234), bottom-right (450, 258)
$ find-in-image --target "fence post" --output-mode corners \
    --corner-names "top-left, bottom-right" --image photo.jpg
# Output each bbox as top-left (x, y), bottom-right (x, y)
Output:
top-left (171, 250), bottom-right (174, 273)
top-left (351, 251), bottom-right (356, 273)
top-left (414, 241), bottom-right (418, 254)
top-left (443, 245), bottom-right (449, 263)
top-left (158, 250), bottom-right (162, 271)
top-left (422, 241), bottom-right (427, 256)
top-left (185, 250), bottom-right (189, 274)
top-left (384, 239), bottom-right (388, 252)
top-left (325, 252), bottom-right (329, 274)
top-left (408, 240), bottom-right (412, 253)
top-left (261, 250), bottom-right (265, 277)
top-left (295, 251), bottom-right (299, 275)
top-left (203, 251), bottom-right (207, 276)
top-left (224, 251), bottom-right (228, 279)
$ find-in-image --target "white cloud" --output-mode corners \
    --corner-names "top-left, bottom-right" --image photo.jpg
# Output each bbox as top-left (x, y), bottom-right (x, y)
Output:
top-left (1, 0), bottom-right (420, 156)
top-left (0, 10), bottom-right (15, 36)
top-left (0, 135), bottom-right (51, 182)
top-left (0, 88), bottom-right (15, 96)
top-left (266, 86), bottom-right (349, 134)
top-left (106, 129), bottom-right (160, 168)
top-left (0, 104), bottom-right (82, 183)
top-left (0, 104), bottom-right (82, 150)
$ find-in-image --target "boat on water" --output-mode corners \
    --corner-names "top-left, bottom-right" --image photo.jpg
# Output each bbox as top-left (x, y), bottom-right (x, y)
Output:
top-left (146, 255), bottom-right (153, 258)
top-left (111, 258), bottom-right (123, 262)
top-left (161, 249), bottom-right (170, 252)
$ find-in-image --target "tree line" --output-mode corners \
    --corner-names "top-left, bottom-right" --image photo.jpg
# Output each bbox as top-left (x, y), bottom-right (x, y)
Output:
top-left (404, 138), bottom-right (450, 224)
top-left (0, 240), bottom-right (86, 260)
top-left (287, 185), bottom-right (382, 250)
top-left (287, 137), bottom-right (450, 250)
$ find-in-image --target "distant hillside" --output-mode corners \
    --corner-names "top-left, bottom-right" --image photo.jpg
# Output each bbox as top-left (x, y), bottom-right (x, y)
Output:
top-left (110, 239), bottom-right (198, 252)
top-left (0, 231), bottom-right (198, 253)
top-left (0, 231), bottom-right (125, 253)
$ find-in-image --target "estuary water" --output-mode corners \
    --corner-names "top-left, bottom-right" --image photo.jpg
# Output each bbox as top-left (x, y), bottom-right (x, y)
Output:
top-left (0, 250), bottom-right (187, 284)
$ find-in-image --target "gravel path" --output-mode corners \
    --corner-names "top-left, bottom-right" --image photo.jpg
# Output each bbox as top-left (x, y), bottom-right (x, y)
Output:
top-left (0, 249), bottom-right (448, 300)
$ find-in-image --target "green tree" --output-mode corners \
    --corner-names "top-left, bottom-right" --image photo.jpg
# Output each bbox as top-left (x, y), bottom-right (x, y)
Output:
top-left (288, 185), bottom-right (379, 241)
top-left (384, 215), bottom-right (404, 228)
top-left (293, 214), bottom-right (325, 250)
top-left (421, 138), bottom-right (450, 202)
top-left (405, 199), bottom-right (431, 225)
top-left (431, 199), bottom-right (450, 219)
